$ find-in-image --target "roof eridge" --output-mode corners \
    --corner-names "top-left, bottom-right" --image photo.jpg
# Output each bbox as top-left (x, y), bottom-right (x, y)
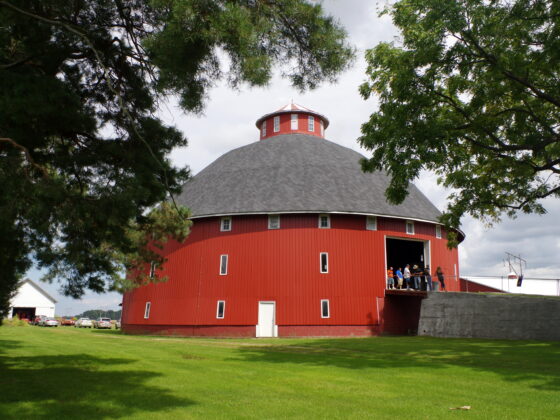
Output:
top-left (255, 103), bottom-right (330, 129)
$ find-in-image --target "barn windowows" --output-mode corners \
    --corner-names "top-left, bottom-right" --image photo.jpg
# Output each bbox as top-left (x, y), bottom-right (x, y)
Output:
top-left (321, 299), bottom-right (330, 318)
top-left (220, 255), bottom-right (228, 275)
top-left (320, 253), bottom-right (329, 273)
top-left (216, 301), bottom-right (225, 319)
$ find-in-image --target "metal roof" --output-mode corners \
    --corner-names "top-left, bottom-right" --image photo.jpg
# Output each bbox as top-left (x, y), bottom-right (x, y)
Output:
top-left (255, 103), bottom-right (330, 128)
top-left (177, 134), bottom-right (442, 224)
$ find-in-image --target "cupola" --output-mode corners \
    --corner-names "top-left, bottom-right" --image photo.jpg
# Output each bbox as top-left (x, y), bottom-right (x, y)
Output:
top-left (255, 103), bottom-right (329, 140)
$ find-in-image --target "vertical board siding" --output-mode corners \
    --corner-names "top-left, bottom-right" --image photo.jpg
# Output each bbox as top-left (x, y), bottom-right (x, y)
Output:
top-left (123, 214), bottom-right (461, 329)
top-left (260, 113), bottom-right (324, 140)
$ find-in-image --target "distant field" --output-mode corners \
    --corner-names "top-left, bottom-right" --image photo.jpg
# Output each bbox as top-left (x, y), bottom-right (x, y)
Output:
top-left (1, 326), bottom-right (559, 419)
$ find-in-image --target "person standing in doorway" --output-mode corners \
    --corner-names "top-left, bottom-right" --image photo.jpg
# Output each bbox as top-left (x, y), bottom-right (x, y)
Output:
top-left (412, 264), bottom-right (421, 290)
top-left (436, 266), bottom-right (446, 291)
top-left (424, 266), bottom-right (433, 291)
top-left (395, 267), bottom-right (404, 289)
top-left (387, 267), bottom-right (395, 289)
top-left (404, 264), bottom-right (412, 290)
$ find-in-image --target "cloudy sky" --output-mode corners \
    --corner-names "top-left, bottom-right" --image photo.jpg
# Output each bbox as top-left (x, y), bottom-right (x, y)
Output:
top-left (27, 0), bottom-right (560, 315)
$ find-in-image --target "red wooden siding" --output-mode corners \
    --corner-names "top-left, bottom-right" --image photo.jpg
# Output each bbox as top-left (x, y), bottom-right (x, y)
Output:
top-left (259, 113), bottom-right (325, 140)
top-left (459, 278), bottom-right (504, 293)
top-left (122, 213), bottom-right (460, 335)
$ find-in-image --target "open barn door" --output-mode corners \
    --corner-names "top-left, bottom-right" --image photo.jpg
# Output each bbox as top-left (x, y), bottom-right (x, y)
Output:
top-left (385, 237), bottom-right (430, 277)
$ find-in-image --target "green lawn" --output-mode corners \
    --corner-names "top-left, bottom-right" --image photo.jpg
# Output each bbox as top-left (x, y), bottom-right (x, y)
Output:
top-left (1, 326), bottom-right (559, 419)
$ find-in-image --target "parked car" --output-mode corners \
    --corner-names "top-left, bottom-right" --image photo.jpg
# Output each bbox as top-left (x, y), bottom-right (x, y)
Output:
top-left (32, 315), bottom-right (47, 326)
top-left (75, 317), bottom-right (93, 328)
top-left (93, 317), bottom-right (113, 329)
top-left (43, 317), bottom-right (59, 327)
top-left (60, 317), bottom-right (75, 326)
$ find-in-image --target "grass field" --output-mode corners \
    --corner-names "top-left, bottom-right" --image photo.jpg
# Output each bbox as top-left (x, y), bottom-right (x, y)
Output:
top-left (1, 326), bottom-right (559, 419)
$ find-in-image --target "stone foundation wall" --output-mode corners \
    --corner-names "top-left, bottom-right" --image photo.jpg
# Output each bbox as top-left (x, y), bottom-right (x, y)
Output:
top-left (418, 292), bottom-right (560, 341)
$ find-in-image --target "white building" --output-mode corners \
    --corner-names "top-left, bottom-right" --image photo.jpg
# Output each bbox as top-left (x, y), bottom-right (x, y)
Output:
top-left (462, 276), bottom-right (560, 297)
top-left (9, 279), bottom-right (57, 320)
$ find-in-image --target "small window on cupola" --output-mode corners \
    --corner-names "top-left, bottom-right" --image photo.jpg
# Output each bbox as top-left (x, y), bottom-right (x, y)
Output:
top-left (308, 115), bottom-right (315, 132)
top-left (274, 116), bottom-right (280, 132)
top-left (291, 114), bottom-right (298, 130)
top-left (262, 120), bottom-right (267, 137)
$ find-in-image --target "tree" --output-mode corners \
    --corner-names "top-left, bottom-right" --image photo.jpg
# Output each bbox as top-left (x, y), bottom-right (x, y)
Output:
top-left (0, 0), bottom-right (353, 320)
top-left (359, 0), bottom-right (560, 242)
top-left (76, 309), bottom-right (122, 320)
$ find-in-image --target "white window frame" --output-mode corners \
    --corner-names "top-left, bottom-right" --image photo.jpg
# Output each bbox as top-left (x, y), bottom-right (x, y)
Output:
top-left (220, 254), bottom-right (228, 275)
top-left (291, 113), bottom-right (298, 130)
top-left (149, 261), bottom-right (156, 279)
top-left (406, 220), bottom-right (415, 235)
top-left (273, 116), bottom-right (280, 132)
top-left (320, 252), bottom-right (329, 273)
top-left (262, 120), bottom-right (267, 137)
top-left (308, 115), bottom-right (315, 132)
top-left (216, 300), bottom-right (225, 319)
top-left (366, 216), bottom-right (377, 231)
top-left (268, 214), bottom-right (280, 230)
top-left (220, 216), bottom-right (231, 232)
top-left (144, 302), bottom-right (151, 319)
top-left (321, 299), bottom-right (330, 318)
top-left (320, 120), bottom-right (324, 136)
top-left (318, 214), bottom-right (330, 229)
top-left (435, 225), bottom-right (442, 239)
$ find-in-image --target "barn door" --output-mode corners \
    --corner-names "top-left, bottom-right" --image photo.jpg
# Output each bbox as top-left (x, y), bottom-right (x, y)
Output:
top-left (256, 302), bottom-right (277, 337)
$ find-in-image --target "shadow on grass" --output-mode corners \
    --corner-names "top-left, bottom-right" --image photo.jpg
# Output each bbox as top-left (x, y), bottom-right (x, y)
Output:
top-left (233, 337), bottom-right (560, 391)
top-left (0, 341), bottom-right (194, 419)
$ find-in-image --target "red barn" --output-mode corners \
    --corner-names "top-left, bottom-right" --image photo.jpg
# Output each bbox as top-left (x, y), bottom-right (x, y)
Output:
top-left (122, 104), bottom-right (463, 337)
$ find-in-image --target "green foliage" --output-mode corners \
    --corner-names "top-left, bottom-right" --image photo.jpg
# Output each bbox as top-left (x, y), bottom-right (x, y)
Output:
top-left (2, 317), bottom-right (30, 327)
top-left (75, 309), bottom-right (122, 320)
top-left (112, 202), bottom-right (192, 292)
top-left (360, 0), bottom-right (560, 238)
top-left (0, 0), bottom-right (353, 319)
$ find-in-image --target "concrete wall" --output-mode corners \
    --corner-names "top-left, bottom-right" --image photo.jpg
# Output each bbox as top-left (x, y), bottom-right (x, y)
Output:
top-left (418, 292), bottom-right (560, 341)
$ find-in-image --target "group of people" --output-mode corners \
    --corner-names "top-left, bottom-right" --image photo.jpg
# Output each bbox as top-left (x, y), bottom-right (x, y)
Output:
top-left (386, 265), bottom-right (446, 291)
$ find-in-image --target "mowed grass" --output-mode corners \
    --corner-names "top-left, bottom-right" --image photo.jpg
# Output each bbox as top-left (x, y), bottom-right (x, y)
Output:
top-left (1, 327), bottom-right (559, 419)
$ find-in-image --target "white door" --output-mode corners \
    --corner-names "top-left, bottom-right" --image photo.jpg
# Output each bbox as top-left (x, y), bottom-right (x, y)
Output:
top-left (257, 302), bottom-right (276, 337)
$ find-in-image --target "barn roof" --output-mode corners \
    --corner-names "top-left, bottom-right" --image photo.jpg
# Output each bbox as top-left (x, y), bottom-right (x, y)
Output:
top-left (177, 134), bottom-right (442, 224)
top-left (17, 278), bottom-right (57, 304)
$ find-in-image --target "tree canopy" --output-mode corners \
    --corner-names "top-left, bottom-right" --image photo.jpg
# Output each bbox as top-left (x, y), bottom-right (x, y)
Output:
top-left (359, 0), bottom-right (560, 241)
top-left (0, 0), bottom-right (353, 320)
top-left (75, 309), bottom-right (121, 320)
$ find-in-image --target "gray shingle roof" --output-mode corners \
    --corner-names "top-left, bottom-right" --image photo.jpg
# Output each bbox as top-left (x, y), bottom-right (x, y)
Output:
top-left (177, 134), bottom-right (442, 223)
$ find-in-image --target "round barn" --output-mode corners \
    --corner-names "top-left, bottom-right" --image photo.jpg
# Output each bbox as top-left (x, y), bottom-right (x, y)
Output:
top-left (121, 104), bottom-right (463, 337)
